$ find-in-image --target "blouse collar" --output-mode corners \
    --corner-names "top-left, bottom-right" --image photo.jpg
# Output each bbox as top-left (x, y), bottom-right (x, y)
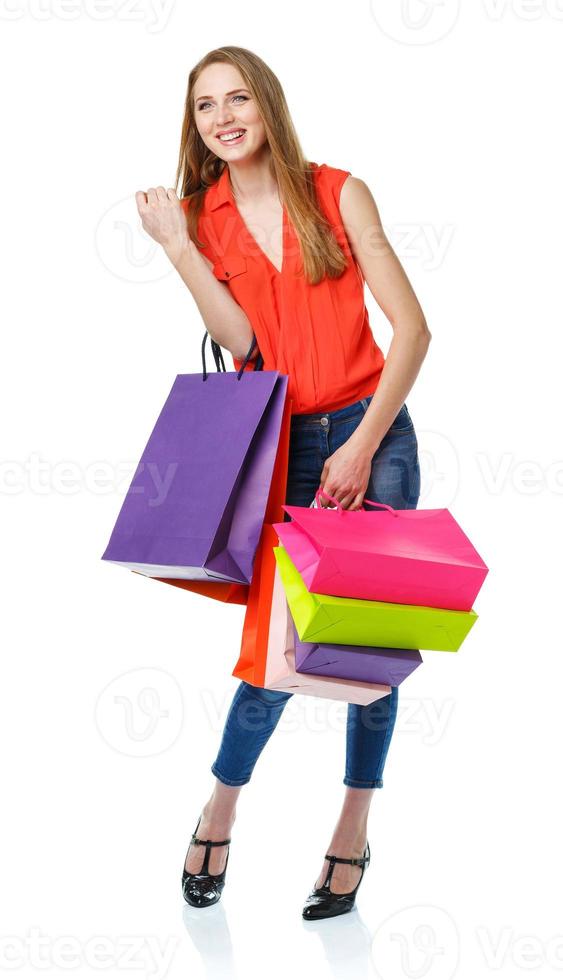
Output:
top-left (207, 165), bottom-right (233, 212)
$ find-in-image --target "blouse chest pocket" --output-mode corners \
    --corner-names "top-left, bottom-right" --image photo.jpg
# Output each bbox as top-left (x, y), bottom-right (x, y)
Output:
top-left (212, 255), bottom-right (248, 281)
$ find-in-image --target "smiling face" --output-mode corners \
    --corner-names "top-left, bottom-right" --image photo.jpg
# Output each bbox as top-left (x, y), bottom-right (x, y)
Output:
top-left (193, 61), bottom-right (268, 162)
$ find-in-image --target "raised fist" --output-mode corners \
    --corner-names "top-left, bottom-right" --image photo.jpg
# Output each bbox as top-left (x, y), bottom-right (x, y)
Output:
top-left (135, 186), bottom-right (188, 259)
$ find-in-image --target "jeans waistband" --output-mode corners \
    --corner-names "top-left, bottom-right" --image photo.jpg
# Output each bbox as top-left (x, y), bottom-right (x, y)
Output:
top-left (290, 393), bottom-right (374, 428)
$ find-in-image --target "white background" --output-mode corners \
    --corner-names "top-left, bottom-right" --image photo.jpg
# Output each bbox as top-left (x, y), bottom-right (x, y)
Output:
top-left (2, 1), bottom-right (562, 978)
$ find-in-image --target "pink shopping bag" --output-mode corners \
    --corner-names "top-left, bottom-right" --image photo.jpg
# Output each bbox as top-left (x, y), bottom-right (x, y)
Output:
top-left (272, 489), bottom-right (489, 612)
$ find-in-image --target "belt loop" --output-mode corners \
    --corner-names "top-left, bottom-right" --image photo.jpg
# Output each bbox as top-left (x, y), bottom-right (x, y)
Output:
top-left (360, 398), bottom-right (369, 412)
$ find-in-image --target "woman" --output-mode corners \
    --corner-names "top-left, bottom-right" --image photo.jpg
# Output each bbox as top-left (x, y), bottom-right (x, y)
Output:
top-left (136, 46), bottom-right (431, 920)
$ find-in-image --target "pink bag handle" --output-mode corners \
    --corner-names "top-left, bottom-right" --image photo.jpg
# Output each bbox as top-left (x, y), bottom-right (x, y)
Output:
top-left (314, 487), bottom-right (398, 516)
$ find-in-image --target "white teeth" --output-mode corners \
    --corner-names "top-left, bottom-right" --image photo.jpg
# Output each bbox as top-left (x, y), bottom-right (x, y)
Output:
top-left (218, 130), bottom-right (245, 142)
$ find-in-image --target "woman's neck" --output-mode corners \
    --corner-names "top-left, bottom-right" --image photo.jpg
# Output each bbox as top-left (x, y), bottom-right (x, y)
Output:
top-left (226, 150), bottom-right (279, 206)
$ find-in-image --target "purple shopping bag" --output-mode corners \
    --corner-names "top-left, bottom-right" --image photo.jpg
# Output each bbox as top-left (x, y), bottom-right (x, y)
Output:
top-left (293, 626), bottom-right (422, 685)
top-left (101, 334), bottom-right (289, 584)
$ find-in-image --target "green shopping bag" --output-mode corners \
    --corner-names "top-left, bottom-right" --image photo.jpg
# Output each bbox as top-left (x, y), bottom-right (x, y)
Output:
top-left (273, 545), bottom-right (477, 652)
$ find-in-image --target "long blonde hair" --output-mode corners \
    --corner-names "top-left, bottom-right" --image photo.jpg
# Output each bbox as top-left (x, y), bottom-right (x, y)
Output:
top-left (174, 46), bottom-right (349, 285)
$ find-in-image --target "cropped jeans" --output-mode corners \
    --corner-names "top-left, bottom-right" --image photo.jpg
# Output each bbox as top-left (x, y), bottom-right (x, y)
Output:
top-left (211, 393), bottom-right (421, 789)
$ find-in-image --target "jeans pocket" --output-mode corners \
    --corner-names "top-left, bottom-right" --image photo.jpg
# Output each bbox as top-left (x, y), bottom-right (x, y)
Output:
top-left (387, 403), bottom-right (414, 434)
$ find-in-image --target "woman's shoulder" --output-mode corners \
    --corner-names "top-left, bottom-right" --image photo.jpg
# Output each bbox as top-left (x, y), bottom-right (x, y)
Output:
top-left (310, 161), bottom-right (352, 180)
top-left (309, 161), bottom-right (353, 211)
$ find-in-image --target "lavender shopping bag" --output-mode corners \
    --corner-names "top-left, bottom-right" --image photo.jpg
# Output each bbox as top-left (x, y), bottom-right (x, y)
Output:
top-left (101, 334), bottom-right (289, 584)
top-left (293, 630), bottom-right (422, 685)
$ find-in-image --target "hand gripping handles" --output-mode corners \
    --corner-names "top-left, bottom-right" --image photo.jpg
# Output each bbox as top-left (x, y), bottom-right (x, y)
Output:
top-left (314, 487), bottom-right (399, 516)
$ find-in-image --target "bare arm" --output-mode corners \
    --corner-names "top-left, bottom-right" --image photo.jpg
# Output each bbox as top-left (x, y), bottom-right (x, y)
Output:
top-left (338, 175), bottom-right (432, 453)
top-left (169, 241), bottom-right (259, 361)
top-left (135, 185), bottom-right (258, 362)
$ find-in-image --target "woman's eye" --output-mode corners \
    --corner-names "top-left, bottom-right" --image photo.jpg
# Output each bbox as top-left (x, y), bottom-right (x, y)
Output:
top-left (197, 95), bottom-right (248, 111)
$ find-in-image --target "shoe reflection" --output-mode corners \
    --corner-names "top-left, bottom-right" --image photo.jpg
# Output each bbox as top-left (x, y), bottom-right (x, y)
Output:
top-left (181, 892), bottom-right (374, 980)
top-left (182, 903), bottom-right (236, 976)
top-left (301, 907), bottom-right (374, 979)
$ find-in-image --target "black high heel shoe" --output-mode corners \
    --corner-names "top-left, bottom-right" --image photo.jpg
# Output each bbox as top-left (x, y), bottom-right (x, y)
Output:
top-left (302, 842), bottom-right (370, 920)
top-left (181, 815), bottom-right (231, 908)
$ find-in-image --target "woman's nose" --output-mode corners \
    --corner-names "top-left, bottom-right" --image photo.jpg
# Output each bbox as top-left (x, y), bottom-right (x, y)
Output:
top-left (215, 107), bottom-right (234, 124)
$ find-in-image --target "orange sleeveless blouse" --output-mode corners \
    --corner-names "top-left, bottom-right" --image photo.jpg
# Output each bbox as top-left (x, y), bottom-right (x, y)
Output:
top-left (181, 162), bottom-right (385, 415)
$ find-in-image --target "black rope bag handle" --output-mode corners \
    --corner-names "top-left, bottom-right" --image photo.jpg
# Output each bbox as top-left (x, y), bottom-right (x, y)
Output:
top-left (201, 331), bottom-right (264, 381)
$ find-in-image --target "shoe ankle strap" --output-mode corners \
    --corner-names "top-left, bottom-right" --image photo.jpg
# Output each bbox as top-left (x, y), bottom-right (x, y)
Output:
top-left (324, 842), bottom-right (370, 868)
top-left (191, 835), bottom-right (231, 847)
top-left (324, 853), bottom-right (367, 867)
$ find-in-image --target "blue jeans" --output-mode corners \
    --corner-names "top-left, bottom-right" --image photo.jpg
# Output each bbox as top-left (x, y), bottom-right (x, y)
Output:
top-left (211, 394), bottom-right (421, 789)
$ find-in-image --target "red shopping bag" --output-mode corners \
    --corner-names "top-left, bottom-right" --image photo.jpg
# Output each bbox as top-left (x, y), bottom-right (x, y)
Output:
top-left (231, 525), bottom-right (279, 684)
